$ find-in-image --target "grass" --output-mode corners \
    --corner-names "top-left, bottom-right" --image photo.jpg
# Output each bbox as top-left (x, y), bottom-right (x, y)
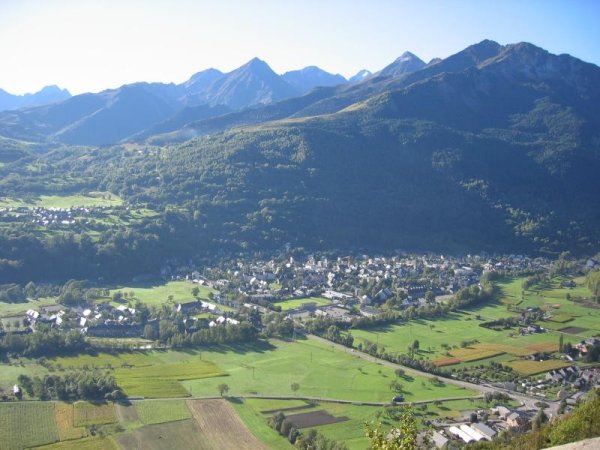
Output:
top-left (273, 296), bottom-right (332, 311)
top-left (50, 351), bottom-right (154, 369)
top-left (0, 297), bottom-right (58, 317)
top-left (34, 436), bottom-right (119, 450)
top-left (0, 192), bottom-right (122, 208)
top-left (55, 403), bottom-right (87, 441)
top-left (115, 419), bottom-right (205, 450)
top-left (134, 400), bottom-right (192, 425)
top-left (243, 398), bottom-right (311, 412)
top-left (505, 359), bottom-right (571, 376)
top-left (182, 337), bottom-right (474, 403)
top-left (231, 400), bottom-right (296, 449)
top-left (73, 402), bottom-right (117, 427)
top-left (0, 402), bottom-right (59, 450)
top-left (108, 280), bottom-right (218, 308)
top-left (115, 360), bottom-right (226, 398)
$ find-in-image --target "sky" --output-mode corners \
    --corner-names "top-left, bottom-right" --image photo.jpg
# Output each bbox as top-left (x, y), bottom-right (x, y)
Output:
top-left (0, 0), bottom-right (599, 95)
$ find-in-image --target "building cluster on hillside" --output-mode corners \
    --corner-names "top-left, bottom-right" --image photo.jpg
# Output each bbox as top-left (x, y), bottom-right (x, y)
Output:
top-left (177, 253), bottom-right (551, 321)
top-left (0, 205), bottom-right (114, 228)
top-left (0, 295), bottom-right (237, 342)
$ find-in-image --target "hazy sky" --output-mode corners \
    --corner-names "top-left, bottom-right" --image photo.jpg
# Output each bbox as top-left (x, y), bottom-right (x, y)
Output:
top-left (1, 0), bottom-right (599, 95)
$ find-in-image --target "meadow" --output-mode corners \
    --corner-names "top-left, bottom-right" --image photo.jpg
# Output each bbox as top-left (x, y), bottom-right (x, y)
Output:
top-left (108, 280), bottom-right (220, 309)
top-left (0, 297), bottom-right (57, 317)
top-left (181, 337), bottom-right (474, 403)
top-left (134, 399), bottom-right (192, 425)
top-left (273, 296), bottom-right (332, 311)
top-left (0, 192), bottom-right (122, 209)
top-left (347, 275), bottom-right (596, 378)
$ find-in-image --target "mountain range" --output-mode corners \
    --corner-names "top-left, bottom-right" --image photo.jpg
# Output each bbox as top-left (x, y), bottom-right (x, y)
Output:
top-left (0, 60), bottom-right (356, 145)
top-left (0, 85), bottom-right (71, 112)
top-left (1, 39), bottom-right (599, 256)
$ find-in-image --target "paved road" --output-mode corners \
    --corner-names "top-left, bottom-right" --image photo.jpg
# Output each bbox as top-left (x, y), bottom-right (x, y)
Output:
top-left (307, 334), bottom-right (558, 415)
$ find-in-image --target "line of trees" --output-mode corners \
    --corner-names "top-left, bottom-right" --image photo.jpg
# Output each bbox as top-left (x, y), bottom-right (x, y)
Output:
top-left (16, 371), bottom-right (120, 401)
top-left (267, 412), bottom-right (348, 449)
top-left (0, 325), bottom-right (87, 357)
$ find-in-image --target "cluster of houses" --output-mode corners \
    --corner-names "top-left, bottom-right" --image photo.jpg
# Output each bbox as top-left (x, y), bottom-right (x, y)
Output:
top-left (0, 295), bottom-right (236, 341)
top-left (194, 253), bottom-right (554, 307)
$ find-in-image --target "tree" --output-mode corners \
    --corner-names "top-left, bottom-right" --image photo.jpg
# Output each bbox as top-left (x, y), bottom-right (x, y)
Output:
top-left (217, 383), bottom-right (229, 397)
top-left (192, 287), bottom-right (200, 297)
top-left (291, 382), bottom-right (300, 395)
top-left (365, 406), bottom-right (418, 450)
top-left (395, 368), bottom-right (405, 378)
top-left (559, 334), bottom-right (564, 353)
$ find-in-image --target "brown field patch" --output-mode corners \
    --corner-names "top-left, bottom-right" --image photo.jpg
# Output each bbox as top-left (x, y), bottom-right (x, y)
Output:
top-left (55, 403), bottom-right (87, 441)
top-left (505, 359), bottom-right (570, 376)
top-left (73, 402), bottom-right (117, 427)
top-left (450, 347), bottom-right (504, 362)
top-left (187, 399), bottom-right (268, 449)
top-left (559, 326), bottom-right (588, 334)
top-left (472, 342), bottom-right (533, 357)
top-left (286, 410), bottom-right (350, 429)
top-left (115, 419), bottom-right (205, 450)
top-left (526, 342), bottom-right (559, 353)
top-left (433, 357), bottom-right (461, 367)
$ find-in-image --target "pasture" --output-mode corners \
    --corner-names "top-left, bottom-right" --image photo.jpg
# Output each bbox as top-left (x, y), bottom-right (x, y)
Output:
top-left (273, 296), bottom-right (332, 311)
top-left (0, 402), bottom-right (59, 450)
top-left (182, 338), bottom-right (474, 403)
top-left (0, 297), bottom-right (57, 317)
top-left (108, 280), bottom-right (218, 308)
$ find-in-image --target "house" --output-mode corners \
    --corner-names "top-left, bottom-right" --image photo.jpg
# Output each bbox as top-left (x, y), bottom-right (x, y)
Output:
top-left (176, 300), bottom-right (200, 313)
top-left (471, 422), bottom-right (496, 440)
top-left (431, 431), bottom-right (449, 449)
top-left (492, 405), bottom-right (511, 420)
top-left (448, 426), bottom-right (473, 443)
top-left (359, 306), bottom-right (379, 317)
top-left (506, 412), bottom-right (529, 430)
top-left (460, 425), bottom-right (485, 442)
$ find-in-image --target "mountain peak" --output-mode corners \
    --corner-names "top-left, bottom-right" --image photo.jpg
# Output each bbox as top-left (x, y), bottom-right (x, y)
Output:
top-left (282, 66), bottom-right (346, 94)
top-left (377, 51), bottom-right (426, 77)
top-left (349, 69), bottom-right (372, 83)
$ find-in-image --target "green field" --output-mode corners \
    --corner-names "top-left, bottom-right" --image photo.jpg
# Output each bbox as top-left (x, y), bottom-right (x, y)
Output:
top-left (0, 402), bottom-right (59, 450)
top-left (135, 399), bottom-right (192, 425)
top-left (108, 280), bottom-right (219, 309)
top-left (273, 296), bottom-right (332, 311)
top-left (0, 297), bottom-right (58, 317)
top-left (114, 360), bottom-right (226, 398)
top-left (0, 192), bottom-right (122, 208)
top-left (182, 338), bottom-right (474, 403)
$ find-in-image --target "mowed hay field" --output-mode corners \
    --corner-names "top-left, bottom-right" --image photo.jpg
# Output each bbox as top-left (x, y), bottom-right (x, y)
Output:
top-left (33, 437), bottom-right (119, 450)
top-left (115, 360), bottom-right (226, 398)
top-left (0, 402), bottom-right (59, 450)
top-left (115, 419), bottom-right (205, 450)
top-left (187, 399), bottom-right (268, 450)
top-left (505, 359), bottom-right (572, 376)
